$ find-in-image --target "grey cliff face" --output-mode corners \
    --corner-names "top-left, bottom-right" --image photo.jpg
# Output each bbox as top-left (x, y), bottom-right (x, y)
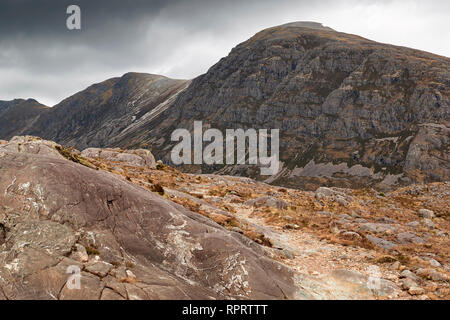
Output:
top-left (125, 23), bottom-right (449, 190)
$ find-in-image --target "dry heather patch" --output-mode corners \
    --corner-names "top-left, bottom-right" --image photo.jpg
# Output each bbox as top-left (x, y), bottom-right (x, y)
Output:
top-left (55, 145), bottom-right (98, 169)
top-left (77, 147), bottom-right (449, 299)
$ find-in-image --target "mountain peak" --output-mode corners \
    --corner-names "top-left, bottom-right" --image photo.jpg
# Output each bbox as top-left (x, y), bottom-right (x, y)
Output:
top-left (277, 21), bottom-right (334, 31)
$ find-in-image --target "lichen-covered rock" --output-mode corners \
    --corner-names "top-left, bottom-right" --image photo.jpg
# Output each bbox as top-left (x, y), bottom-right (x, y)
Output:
top-left (81, 147), bottom-right (156, 168)
top-left (326, 269), bottom-right (401, 298)
top-left (0, 138), bottom-right (298, 300)
top-left (0, 137), bottom-right (448, 300)
top-left (396, 232), bottom-right (426, 244)
top-left (0, 135), bottom-right (63, 159)
top-left (358, 223), bottom-right (397, 234)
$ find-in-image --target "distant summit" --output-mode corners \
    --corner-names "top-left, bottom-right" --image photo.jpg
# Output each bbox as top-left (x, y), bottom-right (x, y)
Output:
top-left (277, 21), bottom-right (334, 31)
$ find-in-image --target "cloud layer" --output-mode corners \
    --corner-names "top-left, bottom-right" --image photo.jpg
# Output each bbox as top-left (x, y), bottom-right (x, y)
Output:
top-left (0, 0), bottom-right (448, 106)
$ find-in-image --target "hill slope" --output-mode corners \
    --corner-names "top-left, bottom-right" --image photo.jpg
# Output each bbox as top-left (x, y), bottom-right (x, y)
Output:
top-left (0, 99), bottom-right (49, 139)
top-left (1, 73), bottom-right (189, 150)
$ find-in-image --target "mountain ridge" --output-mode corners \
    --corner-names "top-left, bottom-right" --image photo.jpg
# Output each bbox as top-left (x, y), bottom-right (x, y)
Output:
top-left (0, 22), bottom-right (449, 190)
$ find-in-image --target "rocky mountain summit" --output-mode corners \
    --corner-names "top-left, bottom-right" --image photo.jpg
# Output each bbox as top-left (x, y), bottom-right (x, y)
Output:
top-left (137, 22), bottom-right (449, 190)
top-left (1, 22), bottom-right (448, 191)
top-left (0, 136), bottom-right (448, 299)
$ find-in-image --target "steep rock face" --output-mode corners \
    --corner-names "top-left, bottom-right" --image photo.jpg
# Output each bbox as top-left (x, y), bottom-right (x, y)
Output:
top-left (404, 123), bottom-right (449, 183)
top-left (127, 22), bottom-right (449, 190)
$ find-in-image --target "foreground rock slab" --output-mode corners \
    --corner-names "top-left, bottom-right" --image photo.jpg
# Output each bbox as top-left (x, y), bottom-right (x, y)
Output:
top-left (0, 137), bottom-right (295, 299)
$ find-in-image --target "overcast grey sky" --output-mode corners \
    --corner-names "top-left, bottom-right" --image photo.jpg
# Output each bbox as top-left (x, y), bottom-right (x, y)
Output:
top-left (0, 0), bottom-right (449, 106)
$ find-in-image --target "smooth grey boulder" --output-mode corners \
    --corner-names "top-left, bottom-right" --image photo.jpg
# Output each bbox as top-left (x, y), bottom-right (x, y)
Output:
top-left (244, 196), bottom-right (289, 209)
top-left (81, 147), bottom-right (156, 168)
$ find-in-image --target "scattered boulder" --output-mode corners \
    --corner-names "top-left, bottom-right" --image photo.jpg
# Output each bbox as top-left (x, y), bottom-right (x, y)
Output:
top-left (417, 209), bottom-right (435, 219)
top-left (282, 249), bottom-right (295, 259)
top-left (0, 135), bottom-right (64, 159)
top-left (85, 261), bottom-right (114, 278)
top-left (314, 187), bottom-right (354, 204)
top-left (408, 286), bottom-right (425, 295)
top-left (283, 223), bottom-right (301, 230)
top-left (359, 223), bottom-right (397, 234)
top-left (315, 187), bottom-right (336, 197)
top-left (400, 270), bottom-right (420, 282)
top-left (396, 232), bottom-right (426, 244)
top-left (335, 196), bottom-right (349, 207)
top-left (406, 221), bottom-right (420, 228)
top-left (81, 148), bottom-right (156, 168)
top-left (244, 196), bottom-right (288, 209)
top-left (366, 235), bottom-right (397, 250)
top-left (340, 231), bottom-right (362, 241)
top-left (231, 227), bottom-right (244, 234)
top-left (427, 259), bottom-right (441, 268)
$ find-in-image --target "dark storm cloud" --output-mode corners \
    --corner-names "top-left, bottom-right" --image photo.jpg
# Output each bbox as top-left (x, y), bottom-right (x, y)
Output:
top-left (0, 0), bottom-right (286, 69)
top-left (0, 0), bottom-right (172, 73)
top-left (0, 0), bottom-right (164, 35)
top-left (0, 0), bottom-right (448, 106)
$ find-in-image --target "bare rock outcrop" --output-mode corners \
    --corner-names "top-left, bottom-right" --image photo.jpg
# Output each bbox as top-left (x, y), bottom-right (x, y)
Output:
top-left (81, 148), bottom-right (156, 168)
top-left (0, 137), bottom-right (297, 299)
top-left (127, 22), bottom-right (449, 190)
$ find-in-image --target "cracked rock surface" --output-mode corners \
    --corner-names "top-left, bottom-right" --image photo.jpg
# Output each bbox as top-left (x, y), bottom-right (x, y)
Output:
top-left (0, 137), bottom-right (297, 300)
